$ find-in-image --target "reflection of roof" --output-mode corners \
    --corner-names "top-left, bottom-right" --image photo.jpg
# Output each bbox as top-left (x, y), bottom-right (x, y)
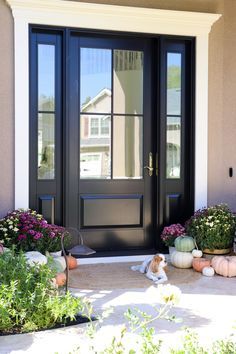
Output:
top-left (167, 88), bottom-right (181, 115)
top-left (80, 138), bottom-right (110, 147)
top-left (81, 88), bottom-right (111, 111)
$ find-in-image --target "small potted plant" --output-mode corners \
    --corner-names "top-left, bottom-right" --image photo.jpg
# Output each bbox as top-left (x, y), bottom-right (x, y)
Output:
top-left (161, 223), bottom-right (186, 255)
top-left (185, 204), bottom-right (236, 254)
top-left (0, 209), bottom-right (71, 255)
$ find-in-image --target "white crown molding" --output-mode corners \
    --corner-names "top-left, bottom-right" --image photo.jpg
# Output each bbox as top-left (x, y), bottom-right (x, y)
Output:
top-left (6, 0), bottom-right (221, 36)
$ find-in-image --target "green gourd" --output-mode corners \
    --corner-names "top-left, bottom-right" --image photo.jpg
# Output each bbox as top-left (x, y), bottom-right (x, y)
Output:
top-left (174, 236), bottom-right (195, 252)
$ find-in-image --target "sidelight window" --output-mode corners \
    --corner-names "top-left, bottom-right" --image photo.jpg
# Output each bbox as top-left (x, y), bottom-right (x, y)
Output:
top-left (166, 52), bottom-right (182, 179)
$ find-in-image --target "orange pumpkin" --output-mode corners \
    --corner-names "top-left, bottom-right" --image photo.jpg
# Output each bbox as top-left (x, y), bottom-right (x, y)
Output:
top-left (66, 255), bottom-right (78, 270)
top-left (55, 272), bottom-right (66, 286)
top-left (211, 256), bottom-right (236, 277)
top-left (192, 258), bottom-right (211, 272)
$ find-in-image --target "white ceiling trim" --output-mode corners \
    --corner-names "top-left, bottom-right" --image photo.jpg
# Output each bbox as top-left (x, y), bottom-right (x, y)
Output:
top-left (6, 0), bottom-right (220, 36)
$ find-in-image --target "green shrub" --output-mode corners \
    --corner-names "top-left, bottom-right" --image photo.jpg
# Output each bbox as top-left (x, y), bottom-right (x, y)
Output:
top-left (185, 204), bottom-right (236, 250)
top-left (0, 250), bottom-right (84, 334)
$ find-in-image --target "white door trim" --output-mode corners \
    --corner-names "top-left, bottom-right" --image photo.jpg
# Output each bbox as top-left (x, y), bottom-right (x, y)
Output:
top-left (6, 0), bottom-right (220, 211)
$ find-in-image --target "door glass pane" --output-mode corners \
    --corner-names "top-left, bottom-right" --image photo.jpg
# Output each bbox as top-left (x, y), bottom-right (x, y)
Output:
top-left (167, 53), bottom-right (181, 115)
top-left (38, 113), bottom-right (55, 179)
top-left (113, 50), bottom-right (143, 114)
top-left (80, 115), bottom-right (111, 179)
top-left (80, 48), bottom-right (112, 113)
top-left (38, 44), bottom-right (55, 111)
top-left (113, 116), bottom-right (143, 179)
top-left (166, 116), bottom-right (181, 179)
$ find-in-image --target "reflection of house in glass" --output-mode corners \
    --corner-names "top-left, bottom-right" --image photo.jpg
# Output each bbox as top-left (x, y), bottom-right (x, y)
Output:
top-left (166, 85), bottom-right (181, 179)
top-left (80, 49), bottom-right (143, 180)
top-left (80, 88), bottom-right (111, 179)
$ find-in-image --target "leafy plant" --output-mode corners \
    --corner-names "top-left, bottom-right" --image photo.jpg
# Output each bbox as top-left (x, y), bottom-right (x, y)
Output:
top-left (74, 284), bottom-right (182, 353)
top-left (0, 209), bottom-right (71, 253)
top-left (161, 224), bottom-right (186, 247)
top-left (185, 204), bottom-right (236, 250)
top-left (0, 250), bottom-right (85, 334)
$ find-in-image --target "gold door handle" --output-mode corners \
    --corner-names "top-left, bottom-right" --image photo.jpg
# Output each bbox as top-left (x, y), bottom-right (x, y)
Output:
top-left (144, 152), bottom-right (154, 176)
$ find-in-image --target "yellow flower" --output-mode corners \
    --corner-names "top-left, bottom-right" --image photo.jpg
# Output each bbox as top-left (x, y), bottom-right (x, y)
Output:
top-left (156, 284), bottom-right (181, 305)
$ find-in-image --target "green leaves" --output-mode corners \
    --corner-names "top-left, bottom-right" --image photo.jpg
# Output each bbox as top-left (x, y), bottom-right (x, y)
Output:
top-left (0, 250), bottom-right (84, 334)
top-left (186, 204), bottom-right (236, 250)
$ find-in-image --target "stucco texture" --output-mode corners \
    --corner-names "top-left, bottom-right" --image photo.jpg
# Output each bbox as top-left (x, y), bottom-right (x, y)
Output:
top-left (0, 0), bottom-right (14, 217)
top-left (1, 0), bottom-right (236, 213)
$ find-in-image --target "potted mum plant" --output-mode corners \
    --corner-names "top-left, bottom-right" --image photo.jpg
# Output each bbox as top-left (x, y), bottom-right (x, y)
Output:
top-left (185, 204), bottom-right (236, 254)
top-left (161, 223), bottom-right (186, 255)
top-left (0, 209), bottom-right (71, 255)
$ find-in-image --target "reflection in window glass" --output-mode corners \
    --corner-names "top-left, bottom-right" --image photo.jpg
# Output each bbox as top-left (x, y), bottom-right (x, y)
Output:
top-left (80, 48), bottom-right (112, 113)
top-left (166, 116), bottom-right (181, 179)
top-left (113, 50), bottom-right (143, 114)
top-left (80, 115), bottom-right (111, 179)
top-left (167, 53), bottom-right (181, 115)
top-left (38, 113), bottom-right (55, 179)
top-left (113, 116), bottom-right (143, 179)
top-left (38, 44), bottom-right (55, 111)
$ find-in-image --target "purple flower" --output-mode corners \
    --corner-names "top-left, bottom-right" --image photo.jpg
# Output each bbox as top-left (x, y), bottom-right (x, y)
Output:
top-left (17, 234), bottom-right (27, 241)
top-left (34, 232), bottom-right (43, 240)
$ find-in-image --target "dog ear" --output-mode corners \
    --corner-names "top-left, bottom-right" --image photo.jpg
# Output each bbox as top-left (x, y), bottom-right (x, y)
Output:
top-left (150, 256), bottom-right (161, 273)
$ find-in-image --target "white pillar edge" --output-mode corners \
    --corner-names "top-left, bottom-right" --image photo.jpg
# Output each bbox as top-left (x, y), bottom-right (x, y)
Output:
top-left (194, 34), bottom-right (209, 210)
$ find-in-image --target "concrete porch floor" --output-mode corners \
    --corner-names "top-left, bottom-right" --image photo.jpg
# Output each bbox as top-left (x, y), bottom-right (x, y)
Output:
top-left (0, 259), bottom-right (236, 354)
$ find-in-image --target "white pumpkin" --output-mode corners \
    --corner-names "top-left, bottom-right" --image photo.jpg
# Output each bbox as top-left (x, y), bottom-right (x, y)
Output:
top-left (25, 251), bottom-right (47, 266)
top-left (202, 266), bottom-right (215, 277)
top-left (192, 249), bottom-right (203, 258)
top-left (171, 250), bottom-right (193, 269)
top-left (52, 256), bottom-right (66, 272)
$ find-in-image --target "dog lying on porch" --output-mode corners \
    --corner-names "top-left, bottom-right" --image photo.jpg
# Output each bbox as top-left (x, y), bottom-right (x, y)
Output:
top-left (131, 254), bottom-right (168, 284)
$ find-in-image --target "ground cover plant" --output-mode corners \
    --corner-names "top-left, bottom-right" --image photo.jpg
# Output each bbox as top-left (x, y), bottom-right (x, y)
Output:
top-left (0, 249), bottom-right (86, 334)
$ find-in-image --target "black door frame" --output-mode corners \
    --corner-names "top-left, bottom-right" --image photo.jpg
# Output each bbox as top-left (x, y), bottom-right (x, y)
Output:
top-left (29, 26), bottom-right (195, 255)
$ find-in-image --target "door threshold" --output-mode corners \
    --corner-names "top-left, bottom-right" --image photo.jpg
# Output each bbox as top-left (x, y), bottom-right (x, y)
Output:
top-left (76, 248), bottom-right (166, 265)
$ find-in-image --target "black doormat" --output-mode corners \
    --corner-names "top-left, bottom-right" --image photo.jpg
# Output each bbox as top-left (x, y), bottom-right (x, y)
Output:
top-left (0, 314), bottom-right (97, 336)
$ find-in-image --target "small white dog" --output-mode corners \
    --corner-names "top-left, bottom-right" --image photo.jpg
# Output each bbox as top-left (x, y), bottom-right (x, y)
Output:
top-left (131, 254), bottom-right (168, 284)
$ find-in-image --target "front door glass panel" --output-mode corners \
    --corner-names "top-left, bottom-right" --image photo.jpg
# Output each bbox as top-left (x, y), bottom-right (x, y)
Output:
top-left (80, 114), bottom-right (111, 179)
top-left (113, 50), bottom-right (143, 115)
top-left (80, 47), bottom-right (144, 179)
top-left (113, 115), bottom-right (143, 179)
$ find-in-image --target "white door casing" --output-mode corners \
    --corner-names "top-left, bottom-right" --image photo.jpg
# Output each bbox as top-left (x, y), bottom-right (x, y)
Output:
top-left (6, 0), bottom-right (221, 211)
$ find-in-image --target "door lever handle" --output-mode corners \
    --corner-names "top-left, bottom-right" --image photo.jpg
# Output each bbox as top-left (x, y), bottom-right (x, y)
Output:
top-left (144, 152), bottom-right (153, 176)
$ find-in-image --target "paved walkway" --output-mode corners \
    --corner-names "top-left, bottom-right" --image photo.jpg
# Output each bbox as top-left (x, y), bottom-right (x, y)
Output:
top-left (0, 261), bottom-right (236, 353)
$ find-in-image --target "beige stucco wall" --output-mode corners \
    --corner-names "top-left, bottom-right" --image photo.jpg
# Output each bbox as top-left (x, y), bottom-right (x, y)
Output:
top-left (0, 0), bottom-right (14, 218)
top-left (1, 0), bottom-right (236, 214)
top-left (208, 0), bottom-right (236, 211)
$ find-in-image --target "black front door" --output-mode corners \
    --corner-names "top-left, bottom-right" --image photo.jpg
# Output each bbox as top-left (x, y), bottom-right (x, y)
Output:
top-left (29, 28), bottom-right (195, 254)
top-left (66, 34), bottom-right (155, 251)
